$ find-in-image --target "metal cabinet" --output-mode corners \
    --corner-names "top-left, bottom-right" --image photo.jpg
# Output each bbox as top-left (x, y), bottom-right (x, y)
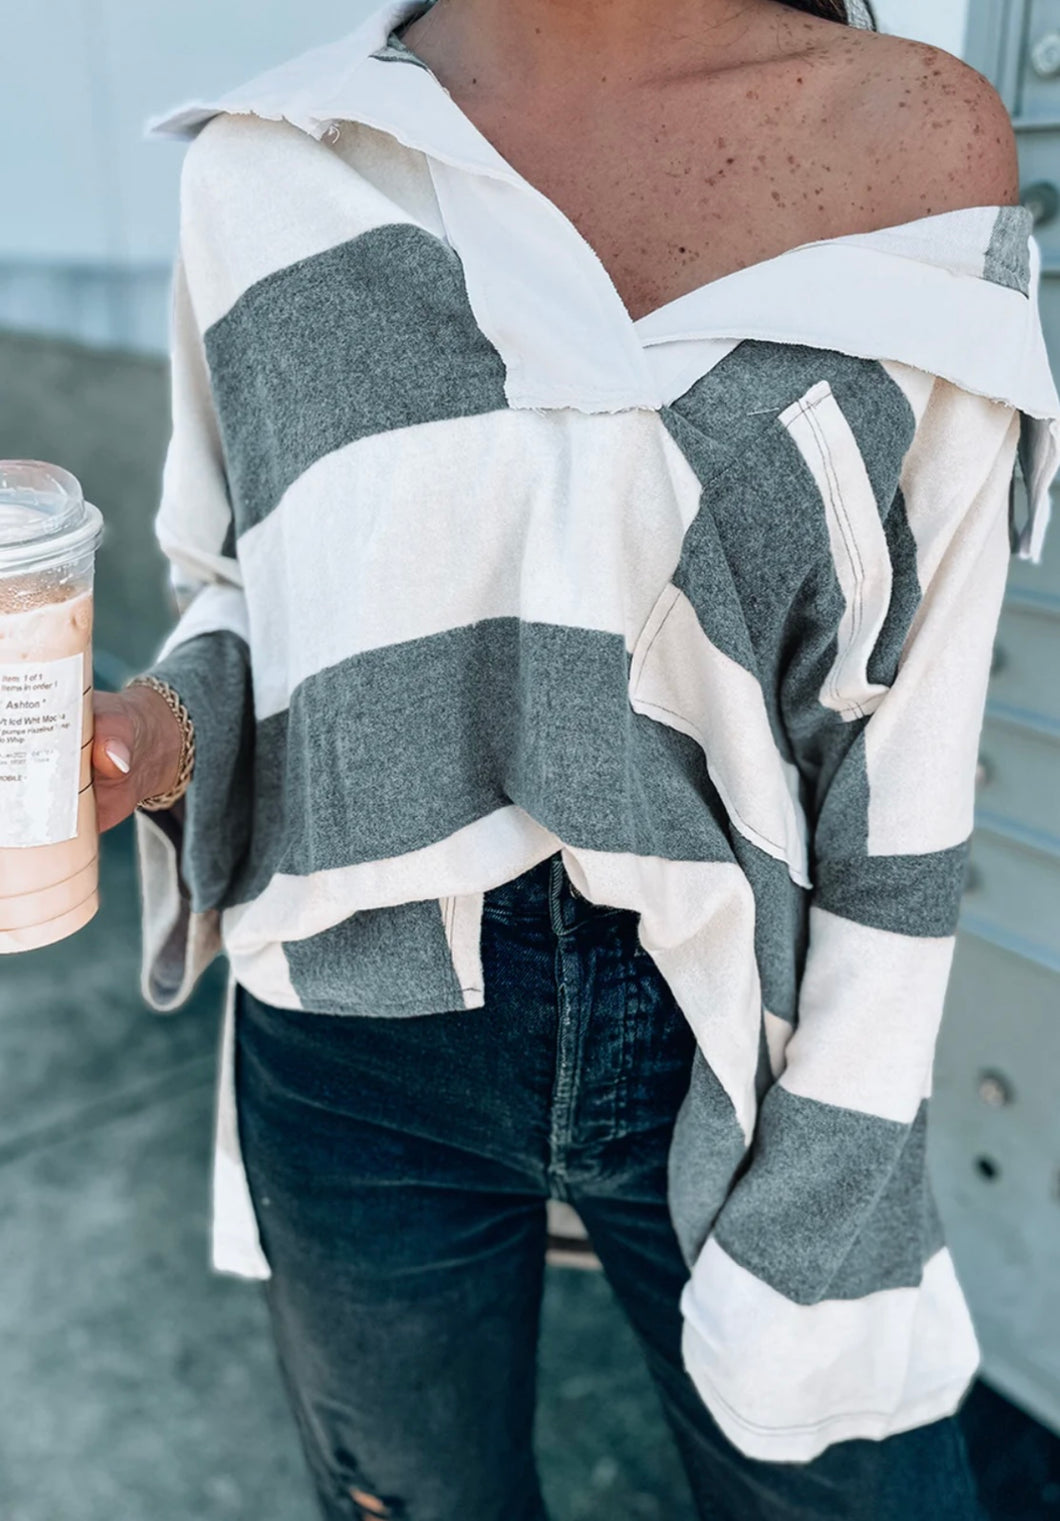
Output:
top-left (933, 0), bottom-right (1060, 1436)
top-left (931, 938), bottom-right (1060, 1426)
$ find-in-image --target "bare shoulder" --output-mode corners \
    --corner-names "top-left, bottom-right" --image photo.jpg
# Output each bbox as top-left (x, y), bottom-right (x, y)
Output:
top-left (821, 29), bottom-right (1020, 218)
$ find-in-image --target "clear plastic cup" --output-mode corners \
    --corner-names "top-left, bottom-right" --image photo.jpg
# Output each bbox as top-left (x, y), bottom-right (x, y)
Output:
top-left (0, 462), bottom-right (104, 952)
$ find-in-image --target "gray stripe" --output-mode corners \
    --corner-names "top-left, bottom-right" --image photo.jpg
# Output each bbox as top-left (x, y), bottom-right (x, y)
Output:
top-left (732, 838), bottom-right (809, 1023)
top-left (867, 484), bottom-right (920, 687)
top-left (799, 715), bottom-right (871, 861)
top-left (370, 31), bottom-right (434, 72)
top-left (713, 1088), bottom-right (945, 1304)
top-left (205, 226), bottom-right (509, 535)
top-left (667, 1048), bottom-right (748, 1270)
top-left (814, 843), bottom-right (970, 937)
top-left (663, 345), bottom-right (917, 733)
top-left (983, 205), bottom-right (1033, 296)
top-left (284, 897), bottom-right (466, 1014)
top-left (146, 630), bottom-right (254, 914)
top-left (230, 618), bottom-right (743, 907)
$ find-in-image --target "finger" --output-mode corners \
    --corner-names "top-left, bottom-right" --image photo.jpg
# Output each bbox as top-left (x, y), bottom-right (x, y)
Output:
top-left (91, 695), bottom-right (140, 783)
top-left (92, 730), bottom-right (133, 782)
top-left (91, 694), bottom-right (145, 824)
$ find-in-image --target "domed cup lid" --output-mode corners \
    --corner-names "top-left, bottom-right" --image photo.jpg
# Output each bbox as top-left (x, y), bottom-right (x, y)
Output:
top-left (0, 461), bottom-right (103, 573)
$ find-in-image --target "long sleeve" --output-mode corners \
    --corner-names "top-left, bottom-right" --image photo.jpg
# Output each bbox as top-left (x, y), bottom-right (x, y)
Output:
top-left (133, 251), bottom-right (254, 1012)
top-left (676, 382), bottom-right (1038, 1462)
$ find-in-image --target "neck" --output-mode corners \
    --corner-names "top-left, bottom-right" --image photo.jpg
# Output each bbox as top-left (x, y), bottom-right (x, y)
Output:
top-left (401, 0), bottom-right (803, 97)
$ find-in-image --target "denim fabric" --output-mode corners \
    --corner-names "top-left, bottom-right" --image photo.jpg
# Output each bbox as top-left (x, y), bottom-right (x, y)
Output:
top-left (233, 850), bottom-right (985, 1521)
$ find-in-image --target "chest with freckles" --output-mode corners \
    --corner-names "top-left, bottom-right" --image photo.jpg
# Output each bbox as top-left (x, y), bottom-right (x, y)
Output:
top-left (424, 68), bottom-right (859, 324)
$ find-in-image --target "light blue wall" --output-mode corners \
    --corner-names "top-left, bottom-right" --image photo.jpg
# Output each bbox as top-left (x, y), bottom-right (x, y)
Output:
top-left (0, 0), bottom-right (969, 352)
top-left (0, 0), bottom-right (377, 350)
top-left (874, 0), bottom-right (969, 56)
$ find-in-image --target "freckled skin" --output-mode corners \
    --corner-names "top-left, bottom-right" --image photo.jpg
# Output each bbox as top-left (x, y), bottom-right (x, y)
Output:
top-left (399, 0), bottom-right (1020, 321)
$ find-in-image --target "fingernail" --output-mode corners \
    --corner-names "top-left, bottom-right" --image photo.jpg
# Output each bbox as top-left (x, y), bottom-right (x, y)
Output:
top-left (104, 741), bottom-right (131, 774)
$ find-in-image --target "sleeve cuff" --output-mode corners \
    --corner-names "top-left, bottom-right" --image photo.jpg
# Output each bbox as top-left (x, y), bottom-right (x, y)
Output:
top-left (678, 1239), bottom-right (979, 1463)
top-left (133, 805), bottom-right (223, 1011)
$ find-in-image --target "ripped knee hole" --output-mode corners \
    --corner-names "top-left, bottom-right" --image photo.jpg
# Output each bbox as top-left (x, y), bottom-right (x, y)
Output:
top-left (350, 1486), bottom-right (394, 1518)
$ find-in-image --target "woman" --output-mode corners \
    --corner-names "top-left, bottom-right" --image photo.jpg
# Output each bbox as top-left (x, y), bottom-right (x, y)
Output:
top-left (92, 0), bottom-right (1059, 1516)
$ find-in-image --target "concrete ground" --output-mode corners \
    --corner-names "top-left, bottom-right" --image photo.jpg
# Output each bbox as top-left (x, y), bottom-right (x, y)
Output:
top-left (0, 329), bottom-right (1057, 1521)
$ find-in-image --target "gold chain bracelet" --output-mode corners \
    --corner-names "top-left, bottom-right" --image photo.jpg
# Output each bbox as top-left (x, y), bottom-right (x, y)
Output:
top-left (122, 674), bottom-right (197, 811)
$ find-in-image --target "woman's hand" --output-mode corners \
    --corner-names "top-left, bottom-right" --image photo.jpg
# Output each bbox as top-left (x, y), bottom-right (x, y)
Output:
top-left (91, 685), bottom-right (185, 832)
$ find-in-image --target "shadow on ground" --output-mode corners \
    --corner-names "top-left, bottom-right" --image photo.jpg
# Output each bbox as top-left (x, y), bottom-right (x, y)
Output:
top-left (1, 330), bottom-right (1057, 1520)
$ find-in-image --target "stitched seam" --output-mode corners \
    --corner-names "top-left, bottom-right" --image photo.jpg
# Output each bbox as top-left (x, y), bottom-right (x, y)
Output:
top-left (441, 894), bottom-right (466, 1005)
top-left (633, 582), bottom-right (684, 673)
top-left (634, 693), bottom-right (791, 861)
top-left (800, 394), bottom-right (869, 720)
top-left (236, 983), bottom-right (483, 1014)
top-left (686, 1358), bottom-right (969, 1440)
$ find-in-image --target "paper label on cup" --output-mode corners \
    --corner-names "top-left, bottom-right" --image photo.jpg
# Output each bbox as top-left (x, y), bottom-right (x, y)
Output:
top-left (0, 652), bottom-right (85, 848)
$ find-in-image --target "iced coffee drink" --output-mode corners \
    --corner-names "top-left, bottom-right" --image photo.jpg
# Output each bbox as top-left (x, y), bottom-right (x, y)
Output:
top-left (0, 462), bottom-right (104, 952)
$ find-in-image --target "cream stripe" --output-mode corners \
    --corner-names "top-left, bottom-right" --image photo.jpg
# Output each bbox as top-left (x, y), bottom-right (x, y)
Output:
top-left (179, 111), bottom-right (442, 332)
top-left (680, 1240), bottom-right (979, 1463)
top-left (763, 1009), bottom-right (794, 1080)
top-left (782, 907), bottom-right (954, 1124)
top-left (239, 409), bottom-right (701, 720)
top-left (880, 359), bottom-right (938, 428)
top-left (866, 399), bottom-right (1017, 855)
top-left (211, 967), bottom-right (271, 1281)
top-left (226, 939), bottom-right (302, 1011)
top-left (440, 890), bottom-right (487, 1010)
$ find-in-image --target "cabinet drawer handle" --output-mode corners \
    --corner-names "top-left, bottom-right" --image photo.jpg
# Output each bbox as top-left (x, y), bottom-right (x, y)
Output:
top-left (1031, 30), bottom-right (1060, 78)
top-left (977, 1071), bottom-right (1014, 1108)
top-left (1021, 180), bottom-right (1060, 228)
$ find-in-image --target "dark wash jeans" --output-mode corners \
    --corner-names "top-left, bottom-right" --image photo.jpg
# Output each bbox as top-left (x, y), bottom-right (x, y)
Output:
top-left (234, 850), bottom-right (985, 1521)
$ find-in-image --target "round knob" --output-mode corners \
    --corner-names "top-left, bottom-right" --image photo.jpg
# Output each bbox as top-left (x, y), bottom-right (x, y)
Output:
top-left (978, 1071), bottom-right (1014, 1108)
top-left (1032, 30), bottom-right (1060, 78)
top-left (1021, 180), bottom-right (1060, 228)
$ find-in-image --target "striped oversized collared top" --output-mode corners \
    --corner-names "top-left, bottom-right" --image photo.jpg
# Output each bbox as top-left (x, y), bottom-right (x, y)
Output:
top-left (134, 0), bottom-right (1060, 1464)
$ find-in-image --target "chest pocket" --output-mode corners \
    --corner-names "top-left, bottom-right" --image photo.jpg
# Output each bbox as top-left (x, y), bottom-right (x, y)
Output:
top-left (779, 379), bottom-right (893, 723)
